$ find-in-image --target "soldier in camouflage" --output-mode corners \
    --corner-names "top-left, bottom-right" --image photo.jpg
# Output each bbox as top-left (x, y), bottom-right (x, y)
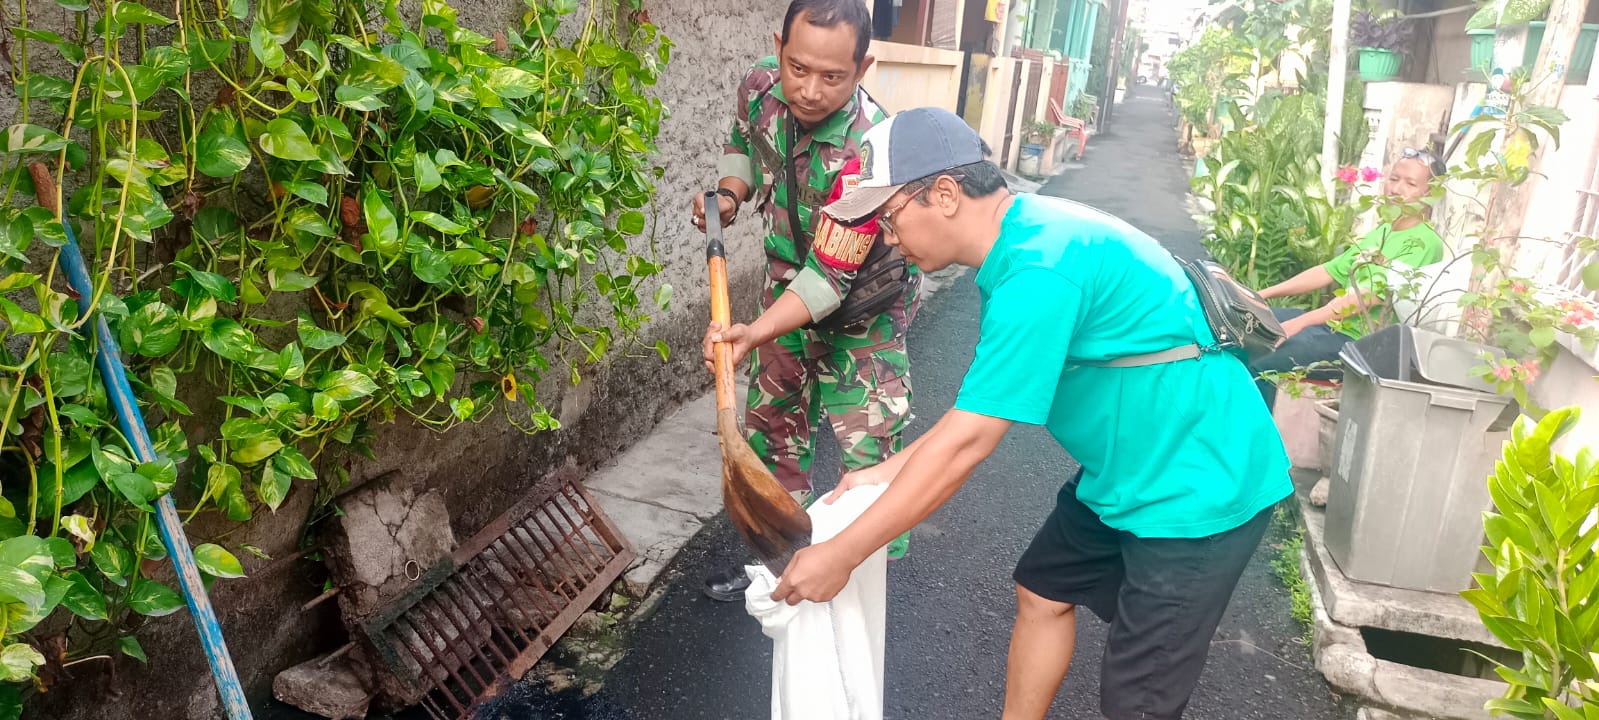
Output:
top-left (689, 0), bottom-right (921, 602)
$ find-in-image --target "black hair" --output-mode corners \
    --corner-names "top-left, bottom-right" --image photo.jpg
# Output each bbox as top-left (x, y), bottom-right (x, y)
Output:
top-left (782, 0), bottom-right (873, 64)
top-left (908, 140), bottom-right (1009, 200)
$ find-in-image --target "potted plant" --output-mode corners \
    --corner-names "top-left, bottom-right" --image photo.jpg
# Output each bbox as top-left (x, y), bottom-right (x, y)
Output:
top-left (1019, 121), bottom-right (1055, 177)
top-left (1465, 0), bottom-right (1599, 83)
top-left (1350, 10), bottom-right (1414, 82)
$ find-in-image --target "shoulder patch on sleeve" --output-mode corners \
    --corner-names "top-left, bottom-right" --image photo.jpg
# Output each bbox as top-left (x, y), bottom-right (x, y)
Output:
top-left (812, 214), bottom-right (877, 270)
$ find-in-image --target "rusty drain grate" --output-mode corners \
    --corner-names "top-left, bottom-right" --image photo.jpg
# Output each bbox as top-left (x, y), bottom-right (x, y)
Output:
top-left (360, 477), bottom-right (633, 718)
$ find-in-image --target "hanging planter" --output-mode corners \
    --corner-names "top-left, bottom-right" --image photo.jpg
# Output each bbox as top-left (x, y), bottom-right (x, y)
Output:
top-left (1350, 10), bottom-right (1414, 82)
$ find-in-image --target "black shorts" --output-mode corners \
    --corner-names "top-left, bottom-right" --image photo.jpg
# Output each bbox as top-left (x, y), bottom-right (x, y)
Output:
top-left (1013, 478), bottom-right (1276, 720)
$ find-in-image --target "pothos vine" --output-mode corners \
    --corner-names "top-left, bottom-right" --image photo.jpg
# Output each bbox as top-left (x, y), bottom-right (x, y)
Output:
top-left (0, 0), bottom-right (673, 706)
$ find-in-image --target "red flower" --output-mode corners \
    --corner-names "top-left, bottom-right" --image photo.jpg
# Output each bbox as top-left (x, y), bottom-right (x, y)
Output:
top-left (1360, 166), bottom-right (1381, 183)
top-left (1336, 166), bottom-right (1359, 184)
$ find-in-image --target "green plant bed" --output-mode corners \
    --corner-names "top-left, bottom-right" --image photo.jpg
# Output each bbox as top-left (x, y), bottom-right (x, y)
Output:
top-left (1357, 47), bottom-right (1401, 82)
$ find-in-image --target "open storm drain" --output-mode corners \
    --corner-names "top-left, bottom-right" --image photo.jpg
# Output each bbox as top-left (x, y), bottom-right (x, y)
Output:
top-left (361, 478), bottom-right (633, 719)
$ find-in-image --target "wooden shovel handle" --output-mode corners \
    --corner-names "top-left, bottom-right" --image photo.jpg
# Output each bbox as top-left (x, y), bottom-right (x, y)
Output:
top-left (705, 192), bottom-right (739, 413)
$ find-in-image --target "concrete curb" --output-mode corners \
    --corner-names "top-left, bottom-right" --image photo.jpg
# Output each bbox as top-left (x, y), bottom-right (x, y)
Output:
top-left (584, 383), bottom-right (735, 596)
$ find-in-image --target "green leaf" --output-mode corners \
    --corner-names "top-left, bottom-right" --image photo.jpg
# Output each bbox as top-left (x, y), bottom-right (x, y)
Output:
top-left (119, 302), bottom-right (183, 357)
top-left (196, 129), bottom-right (252, 178)
top-left (280, 180), bottom-right (328, 206)
top-left (109, 470), bottom-right (158, 507)
top-left (0, 298), bottom-right (45, 334)
top-left (268, 269), bottom-right (320, 292)
top-left (176, 262), bottom-right (238, 302)
top-left (60, 571), bottom-right (108, 620)
top-left (274, 446), bottom-right (315, 479)
top-left (11, 29), bottom-right (87, 64)
top-left (116, 636), bottom-right (147, 663)
top-left (362, 186), bottom-right (400, 255)
top-left (411, 246), bottom-right (451, 285)
top-left (311, 392), bottom-right (340, 420)
top-left (415, 153), bottom-right (441, 192)
top-left (0, 684), bottom-right (18, 720)
top-left (0, 644), bottom-right (44, 683)
top-left (297, 314), bottom-right (346, 350)
top-left (220, 417), bottom-right (283, 464)
top-left (618, 210), bottom-right (646, 235)
top-left (186, 37), bottom-right (233, 69)
top-left (137, 459), bottom-right (176, 496)
top-left (334, 85), bottom-right (388, 111)
top-left (112, 3), bottom-right (175, 26)
top-left (193, 543), bottom-right (245, 578)
top-left (0, 124), bottom-right (70, 155)
top-left (258, 118), bottom-right (318, 161)
top-left (1583, 261), bottom-right (1599, 292)
top-left (485, 108), bottom-right (554, 148)
top-left (257, 462), bottom-right (290, 511)
top-left (202, 318), bottom-right (257, 362)
top-left (655, 339), bottom-right (670, 362)
top-left (654, 283), bottom-right (672, 310)
top-left (127, 578), bottom-right (185, 616)
top-left (483, 66), bottom-right (540, 98)
top-left (0, 567), bottom-right (44, 612)
top-left (142, 45), bottom-right (190, 79)
top-left (1530, 326), bottom-right (1557, 348)
top-left (60, 513), bottom-right (95, 549)
top-left (250, 20), bottom-right (286, 69)
top-left (194, 207), bottom-right (239, 243)
top-left (90, 542), bottom-right (134, 587)
top-left (317, 369), bottom-right (378, 401)
top-left (409, 210), bottom-right (468, 234)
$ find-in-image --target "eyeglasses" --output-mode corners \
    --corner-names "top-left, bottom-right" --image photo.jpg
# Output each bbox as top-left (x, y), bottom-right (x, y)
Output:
top-left (876, 185), bottom-right (930, 238)
top-left (1402, 147), bottom-right (1447, 177)
top-left (876, 173), bottom-right (962, 236)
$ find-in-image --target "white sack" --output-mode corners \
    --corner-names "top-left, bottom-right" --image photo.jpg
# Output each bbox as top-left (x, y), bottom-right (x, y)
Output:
top-left (743, 484), bottom-right (890, 720)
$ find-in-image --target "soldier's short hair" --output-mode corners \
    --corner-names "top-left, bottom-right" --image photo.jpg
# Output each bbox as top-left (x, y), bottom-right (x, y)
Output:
top-left (782, 0), bottom-right (873, 65)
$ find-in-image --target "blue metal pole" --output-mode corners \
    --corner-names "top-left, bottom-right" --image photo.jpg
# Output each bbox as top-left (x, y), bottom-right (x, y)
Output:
top-left (28, 164), bottom-right (254, 720)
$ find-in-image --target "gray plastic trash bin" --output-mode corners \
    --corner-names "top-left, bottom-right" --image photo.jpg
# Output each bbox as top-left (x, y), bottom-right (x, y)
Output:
top-left (1323, 334), bottom-right (1513, 594)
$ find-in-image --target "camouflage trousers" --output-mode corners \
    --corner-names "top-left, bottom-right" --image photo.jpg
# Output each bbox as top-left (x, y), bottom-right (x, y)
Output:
top-left (745, 267), bottom-right (920, 494)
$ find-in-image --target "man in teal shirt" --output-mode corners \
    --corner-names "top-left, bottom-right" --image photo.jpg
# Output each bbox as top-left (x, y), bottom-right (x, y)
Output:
top-left (761, 108), bottom-right (1291, 719)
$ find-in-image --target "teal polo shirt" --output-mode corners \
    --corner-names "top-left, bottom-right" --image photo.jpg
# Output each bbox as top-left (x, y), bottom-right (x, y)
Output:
top-left (954, 195), bottom-right (1290, 538)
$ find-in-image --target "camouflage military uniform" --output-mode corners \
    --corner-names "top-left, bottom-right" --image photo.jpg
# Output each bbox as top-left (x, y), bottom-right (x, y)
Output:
top-left (720, 57), bottom-right (922, 498)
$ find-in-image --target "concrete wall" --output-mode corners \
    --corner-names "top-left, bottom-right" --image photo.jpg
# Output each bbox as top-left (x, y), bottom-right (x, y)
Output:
top-left (863, 40), bottom-right (967, 113)
top-left (1358, 82), bottom-right (1456, 178)
top-left (23, 1), bottom-right (782, 718)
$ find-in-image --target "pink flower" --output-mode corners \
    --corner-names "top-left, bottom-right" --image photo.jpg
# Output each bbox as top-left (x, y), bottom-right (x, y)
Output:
top-left (1492, 365), bottom-right (1515, 381)
top-left (1518, 359), bottom-right (1541, 381)
top-left (1336, 166), bottom-right (1359, 184)
top-left (1510, 281), bottom-right (1529, 293)
top-left (1360, 166), bottom-right (1382, 183)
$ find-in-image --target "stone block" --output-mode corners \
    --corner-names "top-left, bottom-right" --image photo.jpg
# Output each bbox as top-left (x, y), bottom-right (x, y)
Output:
top-left (326, 474), bottom-right (456, 618)
top-left (273, 651), bottom-right (373, 719)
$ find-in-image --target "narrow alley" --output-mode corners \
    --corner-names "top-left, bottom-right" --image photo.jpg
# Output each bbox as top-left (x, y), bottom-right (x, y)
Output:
top-left (484, 86), bottom-right (1357, 720)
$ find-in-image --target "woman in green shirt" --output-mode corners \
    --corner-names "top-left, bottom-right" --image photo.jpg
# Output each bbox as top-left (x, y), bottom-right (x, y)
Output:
top-left (1250, 149), bottom-right (1447, 409)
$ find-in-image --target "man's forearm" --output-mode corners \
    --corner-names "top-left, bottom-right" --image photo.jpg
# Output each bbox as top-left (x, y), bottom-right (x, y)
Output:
top-left (745, 291), bottom-right (812, 348)
top-left (829, 414), bottom-right (1000, 563)
top-left (1261, 266), bottom-right (1334, 300)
